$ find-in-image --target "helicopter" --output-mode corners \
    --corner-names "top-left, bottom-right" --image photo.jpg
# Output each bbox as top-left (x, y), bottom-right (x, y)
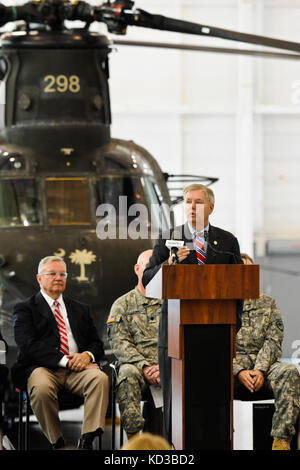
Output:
top-left (0, 0), bottom-right (300, 366)
top-left (0, 0), bottom-right (221, 363)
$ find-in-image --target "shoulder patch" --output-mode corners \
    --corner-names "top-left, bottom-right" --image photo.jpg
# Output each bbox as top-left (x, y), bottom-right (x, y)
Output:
top-left (107, 311), bottom-right (116, 323)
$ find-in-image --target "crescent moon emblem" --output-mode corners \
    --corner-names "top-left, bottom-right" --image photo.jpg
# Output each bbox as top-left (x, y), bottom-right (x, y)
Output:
top-left (53, 248), bottom-right (66, 257)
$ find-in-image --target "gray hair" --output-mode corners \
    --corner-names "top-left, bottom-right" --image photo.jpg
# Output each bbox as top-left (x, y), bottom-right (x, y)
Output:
top-left (37, 256), bottom-right (66, 274)
top-left (183, 184), bottom-right (215, 205)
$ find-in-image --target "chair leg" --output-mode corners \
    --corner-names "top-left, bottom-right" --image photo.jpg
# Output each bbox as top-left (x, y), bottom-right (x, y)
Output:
top-left (111, 385), bottom-right (116, 450)
top-left (0, 395), bottom-right (4, 450)
top-left (0, 427), bottom-right (3, 451)
top-left (120, 419), bottom-right (124, 448)
top-left (17, 389), bottom-right (24, 451)
top-left (97, 433), bottom-right (102, 450)
top-left (25, 391), bottom-right (30, 450)
top-left (109, 363), bottom-right (125, 450)
top-left (17, 389), bottom-right (30, 450)
top-left (111, 382), bottom-right (124, 449)
top-left (109, 363), bottom-right (118, 450)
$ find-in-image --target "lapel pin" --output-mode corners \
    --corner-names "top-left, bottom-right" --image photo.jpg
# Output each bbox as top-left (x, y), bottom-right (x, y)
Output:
top-left (213, 240), bottom-right (218, 245)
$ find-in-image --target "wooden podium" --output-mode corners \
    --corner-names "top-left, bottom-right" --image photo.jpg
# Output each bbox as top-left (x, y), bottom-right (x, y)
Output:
top-left (146, 264), bottom-right (259, 450)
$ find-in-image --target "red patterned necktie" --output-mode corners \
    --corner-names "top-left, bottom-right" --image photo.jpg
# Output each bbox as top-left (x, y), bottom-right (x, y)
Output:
top-left (53, 300), bottom-right (69, 355)
top-left (195, 232), bottom-right (206, 265)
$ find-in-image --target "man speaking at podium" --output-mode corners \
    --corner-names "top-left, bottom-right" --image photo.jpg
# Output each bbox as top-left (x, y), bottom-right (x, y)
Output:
top-left (142, 183), bottom-right (243, 445)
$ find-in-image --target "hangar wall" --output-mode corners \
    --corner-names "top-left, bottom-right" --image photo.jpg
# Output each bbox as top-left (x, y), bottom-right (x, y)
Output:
top-left (107, 0), bottom-right (300, 359)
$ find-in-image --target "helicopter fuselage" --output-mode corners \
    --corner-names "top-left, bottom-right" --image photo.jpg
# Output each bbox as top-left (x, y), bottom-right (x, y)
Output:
top-left (0, 28), bottom-right (172, 357)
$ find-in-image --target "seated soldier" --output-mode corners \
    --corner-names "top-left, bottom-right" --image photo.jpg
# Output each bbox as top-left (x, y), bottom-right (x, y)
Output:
top-left (107, 250), bottom-right (162, 440)
top-left (234, 253), bottom-right (300, 450)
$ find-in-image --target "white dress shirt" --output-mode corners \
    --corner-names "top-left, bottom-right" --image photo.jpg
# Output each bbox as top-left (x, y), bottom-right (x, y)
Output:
top-left (40, 290), bottom-right (94, 367)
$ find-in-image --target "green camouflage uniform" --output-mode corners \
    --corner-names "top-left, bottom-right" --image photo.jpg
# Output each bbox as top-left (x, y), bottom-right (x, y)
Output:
top-left (107, 287), bottom-right (162, 435)
top-left (233, 294), bottom-right (300, 441)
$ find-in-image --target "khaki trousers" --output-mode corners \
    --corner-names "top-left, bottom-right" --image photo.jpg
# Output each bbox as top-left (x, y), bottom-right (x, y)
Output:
top-left (27, 367), bottom-right (109, 444)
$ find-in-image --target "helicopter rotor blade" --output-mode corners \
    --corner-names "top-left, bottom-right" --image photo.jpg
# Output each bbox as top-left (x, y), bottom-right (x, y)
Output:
top-left (112, 39), bottom-right (300, 61)
top-left (89, 1), bottom-right (300, 55)
top-left (117, 6), bottom-right (300, 54)
top-left (164, 173), bottom-right (219, 206)
top-left (1, 1), bottom-right (300, 57)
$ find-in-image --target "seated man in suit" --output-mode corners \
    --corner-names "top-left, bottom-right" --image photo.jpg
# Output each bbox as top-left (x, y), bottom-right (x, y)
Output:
top-left (12, 255), bottom-right (109, 450)
top-left (107, 250), bottom-right (162, 440)
top-left (142, 183), bottom-right (243, 443)
top-left (234, 253), bottom-right (300, 450)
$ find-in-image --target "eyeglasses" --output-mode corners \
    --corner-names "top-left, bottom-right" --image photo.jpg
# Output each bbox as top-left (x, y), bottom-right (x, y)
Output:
top-left (39, 272), bottom-right (68, 279)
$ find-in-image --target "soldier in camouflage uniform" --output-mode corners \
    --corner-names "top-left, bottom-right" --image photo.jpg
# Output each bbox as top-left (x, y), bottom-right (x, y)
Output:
top-left (234, 253), bottom-right (300, 450)
top-left (107, 250), bottom-right (162, 439)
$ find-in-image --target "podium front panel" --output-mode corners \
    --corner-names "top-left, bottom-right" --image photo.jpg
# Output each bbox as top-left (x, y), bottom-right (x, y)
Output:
top-left (184, 325), bottom-right (231, 450)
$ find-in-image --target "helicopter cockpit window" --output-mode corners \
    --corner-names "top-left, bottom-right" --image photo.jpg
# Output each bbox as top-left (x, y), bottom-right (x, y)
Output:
top-left (95, 176), bottom-right (167, 236)
top-left (46, 177), bottom-right (90, 226)
top-left (143, 178), bottom-right (171, 232)
top-left (95, 176), bottom-right (145, 211)
top-left (95, 176), bottom-right (148, 228)
top-left (0, 178), bottom-right (40, 227)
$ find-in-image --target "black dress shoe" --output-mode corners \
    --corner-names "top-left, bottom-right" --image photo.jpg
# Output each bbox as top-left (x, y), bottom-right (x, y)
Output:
top-left (52, 436), bottom-right (65, 450)
top-left (77, 428), bottom-right (103, 450)
top-left (77, 436), bottom-right (93, 450)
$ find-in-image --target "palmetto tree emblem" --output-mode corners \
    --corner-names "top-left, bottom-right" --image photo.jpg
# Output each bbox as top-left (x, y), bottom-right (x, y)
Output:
top-left (69, 249), bottom-right (96, 281)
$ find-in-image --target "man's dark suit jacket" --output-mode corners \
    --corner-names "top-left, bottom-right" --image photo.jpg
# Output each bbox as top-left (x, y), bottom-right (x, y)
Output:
top-left (142, 222), bottom-right (243, 340)
top-left (12, 292), bottom-right (104, 387)
top-left (142, 222), bottom-right (243, 443)
top-left (143, 222), bottom-right (242, 273)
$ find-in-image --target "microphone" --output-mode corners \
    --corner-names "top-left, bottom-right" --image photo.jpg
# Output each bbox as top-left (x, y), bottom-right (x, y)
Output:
top-left (165, 239), bottom-right (184, 264)
top-left (204, 231), bottom-right (241, 264)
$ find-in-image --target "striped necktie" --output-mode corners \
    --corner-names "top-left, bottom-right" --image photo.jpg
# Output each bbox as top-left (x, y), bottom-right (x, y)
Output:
top-left (195, 231), bottom-right (206, 265)
top-left (53, 300), bottom-right (69, 355)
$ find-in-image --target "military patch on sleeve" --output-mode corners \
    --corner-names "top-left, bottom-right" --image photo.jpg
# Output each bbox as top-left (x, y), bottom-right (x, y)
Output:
top-left (107, 311), bottom-right (116, 323)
